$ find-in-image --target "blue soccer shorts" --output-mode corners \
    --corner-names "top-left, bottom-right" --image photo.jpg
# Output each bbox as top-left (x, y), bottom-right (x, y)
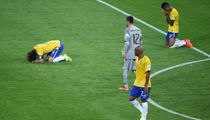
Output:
top-left (129, 85), bottom-right (151, 101)
top-left (166, 32), bottom-right (179, 43)
top-left (49, 41), bottom-right (64, 58)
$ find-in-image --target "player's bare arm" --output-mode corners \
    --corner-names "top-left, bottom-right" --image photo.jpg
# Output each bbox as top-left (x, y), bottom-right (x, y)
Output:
top-left (48, 56), bottom-right (54, 62)
top-left (34, 59), bottom-right (44, 63)
top-left (164, 11), bottom-right (174, 26)
top-left (144, 71), bottom-right (150, 95)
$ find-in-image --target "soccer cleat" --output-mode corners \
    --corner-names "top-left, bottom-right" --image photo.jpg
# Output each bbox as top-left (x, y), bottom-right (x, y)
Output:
top-left (63, 54), bottom-right (73, 62)
top-left (118, 87), bottom-right (129, 91)
top-left (185, 39), bottom-right (193, 48)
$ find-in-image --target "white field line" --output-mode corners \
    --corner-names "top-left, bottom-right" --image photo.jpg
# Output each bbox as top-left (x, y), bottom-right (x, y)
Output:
top-left (96, 0), bottom-right (210, 119)
top-left (96, 0), bottom-right (210, 58)
top-left (151, 58), bottom-right (210, 78)
top-left (149, 58), bottom-right (210, 120)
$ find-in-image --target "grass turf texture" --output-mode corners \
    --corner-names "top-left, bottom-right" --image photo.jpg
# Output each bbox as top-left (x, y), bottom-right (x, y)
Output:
top-left (0, 0), bottom-right (209, 120)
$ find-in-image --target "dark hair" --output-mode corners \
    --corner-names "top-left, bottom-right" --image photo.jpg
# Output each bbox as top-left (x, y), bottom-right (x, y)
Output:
top-left (161, 2), bottom-right (170, 8)
top-left (27, 49), bottom-right (37, 62)
top-left (126, 16), bottom-right (134, 23)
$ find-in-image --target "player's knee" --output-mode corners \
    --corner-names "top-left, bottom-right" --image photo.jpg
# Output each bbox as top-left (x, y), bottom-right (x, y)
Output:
top-left (169, 39), bottom-right (176, 47)
top-left (129, 96), bottom-right (135, 101)
top-left (141, 99), bottom-right (147, 103)
top-left (48, 57), bottom-right (53, 62)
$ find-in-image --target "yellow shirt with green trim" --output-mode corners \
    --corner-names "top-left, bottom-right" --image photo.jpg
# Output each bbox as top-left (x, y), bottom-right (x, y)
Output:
top-left (134, 56), bottom-right (152, 87)
top-left (168, 8), bottom-right (179, 33)
top-left (34, 40), bottom-right (60, 56)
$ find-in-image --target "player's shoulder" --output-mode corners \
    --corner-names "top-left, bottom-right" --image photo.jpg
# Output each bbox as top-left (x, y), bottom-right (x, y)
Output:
top-left (172, 8), bottom-right (179, 14)
top-left (130, 25), bottom-right (141, 32)
top-left (131, 25), bottom-right (140, 29)
top-left (143, 55), bottom-right (151, 63)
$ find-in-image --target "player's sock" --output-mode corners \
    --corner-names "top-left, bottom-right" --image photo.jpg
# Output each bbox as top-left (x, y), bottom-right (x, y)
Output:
top-left (130, 99), bottom-right (142, 112)
top-left (169, 40), bottom-right (186, 48)
top-left (124, 84), bottom-right (128, 88)
top-left (123, 69), bottom-right (128, 88)
top-left (53, 55), bottom-right (65, 62)
top-left (177, 40), bottom-right (186, 47)
top-left (141, 102), bottom-right (148, 120)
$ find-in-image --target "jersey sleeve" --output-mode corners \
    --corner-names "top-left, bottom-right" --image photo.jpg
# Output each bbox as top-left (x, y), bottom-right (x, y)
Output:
top-left (124, 33), bottom-right (131, 53)
top-left (35, 48), bottom-right (43, 58)
top-left (170, 11), bottom-right (177, 20)
top-left (144, 58), bottom-right (151, 72)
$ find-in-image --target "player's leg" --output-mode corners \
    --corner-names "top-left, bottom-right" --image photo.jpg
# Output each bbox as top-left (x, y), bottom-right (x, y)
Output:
top-left (166, 32), bottom-right (176, 47)
top-left (167, 33), bottom-right (193, 48)
top-left (129, 86), bottom-right (142, 112)
top-left (140, 87), bottom-right (151, 120)
top-left (119, 59), bottom-right (130, 91)
top-left (48, 41), bottom-right (66, 62)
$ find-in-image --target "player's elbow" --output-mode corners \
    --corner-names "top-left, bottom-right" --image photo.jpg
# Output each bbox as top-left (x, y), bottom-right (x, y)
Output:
top-left (48, 57), bottom-right (54, 62)
top-left (169, 21), bottom-right (174, 26)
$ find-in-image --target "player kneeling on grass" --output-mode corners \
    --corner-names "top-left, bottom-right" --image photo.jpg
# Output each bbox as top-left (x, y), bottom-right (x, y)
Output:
top-left (129, 46), bottom-right (151, 120)
top-left (161, 2), bottom-right (193, 48)
top-left (27, 40), bottom-right (72, 63)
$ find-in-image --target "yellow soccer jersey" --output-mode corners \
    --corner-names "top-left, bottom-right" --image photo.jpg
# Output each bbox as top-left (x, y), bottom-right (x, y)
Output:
top-left (134, 56), bottom-right (151, 87)
top-left (168, 8), bottom-right (179, 33)
top-left (34, 40), bottom-right (60, 56)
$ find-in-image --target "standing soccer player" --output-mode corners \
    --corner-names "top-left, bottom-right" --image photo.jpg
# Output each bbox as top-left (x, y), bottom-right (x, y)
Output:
top-left (119, 16), bottom-right (142, 91)
top-left (161, 2), bottom-right (193, 48)
top-left (129, 46), bottom-right (151, 120)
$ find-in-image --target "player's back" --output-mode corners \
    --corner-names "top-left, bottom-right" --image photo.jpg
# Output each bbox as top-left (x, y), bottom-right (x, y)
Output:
top-left (129, 25), bottom-right (142, 46)
top-left (124, 25), bottom-right (142, 59)
top-left (34, 40), bottom-right (60, 55)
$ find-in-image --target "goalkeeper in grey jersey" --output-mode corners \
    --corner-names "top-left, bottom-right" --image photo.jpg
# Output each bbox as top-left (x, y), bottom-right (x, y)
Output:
top-left (119, 16), bottom-right (142, 91)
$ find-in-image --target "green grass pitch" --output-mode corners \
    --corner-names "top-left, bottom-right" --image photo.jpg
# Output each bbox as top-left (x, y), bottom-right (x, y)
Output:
top-left (0, 0), bottom-right (209, 120)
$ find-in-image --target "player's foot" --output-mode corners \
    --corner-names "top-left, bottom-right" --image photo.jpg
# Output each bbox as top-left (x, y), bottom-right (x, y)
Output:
top-left (63, 54), bottom-right (73, 62)
top-left (118, 87), bottom-right (129, 91)
top-left (185, 39), bottom-right (193, 48)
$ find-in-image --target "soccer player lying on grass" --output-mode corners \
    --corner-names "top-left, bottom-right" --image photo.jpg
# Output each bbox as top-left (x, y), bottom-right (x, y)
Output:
top-left (129, 46), bottom-right (151, 120)
top-left (119, 16), bottom-right (142, 91)
top-left (27, 40), bottom-right (72, 63)
top-left (161, 2), bottom-right (193, 48)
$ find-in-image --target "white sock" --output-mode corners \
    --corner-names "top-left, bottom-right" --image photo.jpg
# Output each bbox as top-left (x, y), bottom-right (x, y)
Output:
top-left (53, 55), bottom-right (65, 62)
top-left (130, 99), bottom-right (142, 112)
top-left (177, 40), bottom-right (186, 47)
top-left (169, 40), bottom-right (186, 48)
top-left (141, 102), bottom-right (148, 120)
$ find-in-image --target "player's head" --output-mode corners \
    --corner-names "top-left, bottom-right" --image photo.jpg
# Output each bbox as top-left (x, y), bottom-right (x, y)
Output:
top-left (135, 46), bottom-right (143, 56)
top-left (27, 49), bottom-right (37, 62)
top-left (161, 2), bottom-right (171, 12)
top-left (126, 16), bottom-right (134, 26)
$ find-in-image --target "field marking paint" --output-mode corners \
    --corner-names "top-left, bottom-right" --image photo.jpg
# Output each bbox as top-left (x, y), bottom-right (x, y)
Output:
top-left (149, 58), bottom-right (209, 120)
top-left (150, 58), bottom-right (210, 78)
top-left (96, 0), bottom-right (210, 58)
top-left (96, 0), bottom-right (210, 119)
